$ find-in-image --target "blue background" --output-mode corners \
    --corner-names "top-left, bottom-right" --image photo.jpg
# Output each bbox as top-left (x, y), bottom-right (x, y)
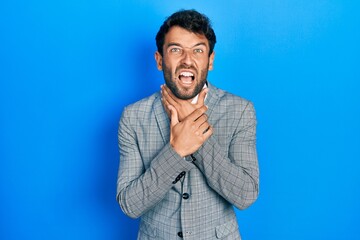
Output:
top-left (1, 0), bottom-right (359, 239)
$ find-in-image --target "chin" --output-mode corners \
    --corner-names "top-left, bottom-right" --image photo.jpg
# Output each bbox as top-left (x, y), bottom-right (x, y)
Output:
top-left (175, 93), bottom-right (195, 100)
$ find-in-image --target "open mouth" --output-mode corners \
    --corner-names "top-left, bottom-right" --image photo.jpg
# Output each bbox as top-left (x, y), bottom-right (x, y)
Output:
top-left (178, 71), bottom-right (195, 86)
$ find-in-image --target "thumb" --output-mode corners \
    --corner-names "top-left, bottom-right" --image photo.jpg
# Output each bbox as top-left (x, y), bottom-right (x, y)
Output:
top-left (168, 105), bottom-right (179, 127)
top-left (198, 88), bottom-right (208, 106)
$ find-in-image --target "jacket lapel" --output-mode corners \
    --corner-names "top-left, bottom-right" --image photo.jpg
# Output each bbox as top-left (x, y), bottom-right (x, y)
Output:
top-left (153, 93), bottom-right (170, 145)
top-left (205, 83), bottom-right (221, 120)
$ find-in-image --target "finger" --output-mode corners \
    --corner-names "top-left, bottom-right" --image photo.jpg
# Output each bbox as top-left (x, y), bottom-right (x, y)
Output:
top-left (188, 105), bottom-right (208, 122)
top-left (198, 121), bottom-right (211, 135)
top-left (161, 87), bottom-right (175, 110)
top-left (193, 114), bottom-right (208, 129)
top-left (202, 125), bottom-right (213, 140)
top-left (197, 88), bottom-right (208, 106)
top-left (162, 85), bottom-right (178, 106)
top-left (163, 85), bottom-right (181, 103)
top-left (161, 96), bottom-right (170, 108)
top-left (168, 105), bottom-right (179, 127)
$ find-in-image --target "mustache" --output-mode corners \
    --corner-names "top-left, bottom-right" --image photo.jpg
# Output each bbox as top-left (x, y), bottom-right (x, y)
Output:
top-left (175, 64), bottom-right (196, 73)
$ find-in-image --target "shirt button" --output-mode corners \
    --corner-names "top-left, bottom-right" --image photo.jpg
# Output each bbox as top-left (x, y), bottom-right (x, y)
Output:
top-left (182, 193), bottom-right (190, 199)
top-left (177, 231), bottom-right (183, 238)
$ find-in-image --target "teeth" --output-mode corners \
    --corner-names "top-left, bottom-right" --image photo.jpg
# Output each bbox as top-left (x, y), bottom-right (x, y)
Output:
top-left (180, 72), bottom-right (194, 77)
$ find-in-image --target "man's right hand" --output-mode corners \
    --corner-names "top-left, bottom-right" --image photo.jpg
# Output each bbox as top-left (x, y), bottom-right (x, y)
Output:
top-left (168, 105), bottom-right (213, 157)
top-left (161, 84), bottom-right (208, 122)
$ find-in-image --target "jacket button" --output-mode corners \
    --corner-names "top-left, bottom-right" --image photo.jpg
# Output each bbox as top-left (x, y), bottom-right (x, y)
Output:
top-left (177, 231), bottom-right (183, 238)
top-left (182, 193), bottom-right (190, 199)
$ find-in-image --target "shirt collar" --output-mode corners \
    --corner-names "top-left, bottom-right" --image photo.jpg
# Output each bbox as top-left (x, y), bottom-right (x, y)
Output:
top-left (191, 83), bottom-right (208, 104)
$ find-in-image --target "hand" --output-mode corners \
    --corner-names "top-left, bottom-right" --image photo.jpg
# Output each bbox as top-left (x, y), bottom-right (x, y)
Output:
top-left (168, 105), bottom-right (213, 157)
top-left (161, 84), bottom-right (208, 122)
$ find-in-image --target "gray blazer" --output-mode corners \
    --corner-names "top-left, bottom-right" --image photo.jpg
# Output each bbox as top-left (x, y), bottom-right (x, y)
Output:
top-left (117, 83), bottom-right (259, 240)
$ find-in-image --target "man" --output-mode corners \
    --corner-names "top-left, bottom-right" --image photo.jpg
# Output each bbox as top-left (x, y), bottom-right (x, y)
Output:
top-left (117, 9), bottom-right (259, 239)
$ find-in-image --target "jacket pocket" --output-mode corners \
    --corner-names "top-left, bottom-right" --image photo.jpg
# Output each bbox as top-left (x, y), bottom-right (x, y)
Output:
top-left (139, 220), bottom-right (157, 238)
top-left (215, 218), bottom-right (238, 239)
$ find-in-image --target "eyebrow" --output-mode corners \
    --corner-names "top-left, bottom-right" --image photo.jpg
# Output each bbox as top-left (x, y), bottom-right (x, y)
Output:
top-left (166, 42), bottom-right (207, 49)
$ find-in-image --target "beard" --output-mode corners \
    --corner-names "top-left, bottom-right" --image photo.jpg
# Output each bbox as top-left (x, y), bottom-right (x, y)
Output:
top-left (162, 62), bottom-right (209, 100)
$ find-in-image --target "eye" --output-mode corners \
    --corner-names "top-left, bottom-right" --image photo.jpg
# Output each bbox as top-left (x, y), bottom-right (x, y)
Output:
top-left (170, 47), bottom-right (181, 53)
top-left (194, 49), bottom-right (204, 53)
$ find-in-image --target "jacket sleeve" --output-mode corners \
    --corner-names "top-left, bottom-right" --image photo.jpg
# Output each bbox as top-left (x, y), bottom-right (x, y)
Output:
top-left (192, 101), bottom-right (259, 210)
top-left (116, 107), bottom-right (195, 218)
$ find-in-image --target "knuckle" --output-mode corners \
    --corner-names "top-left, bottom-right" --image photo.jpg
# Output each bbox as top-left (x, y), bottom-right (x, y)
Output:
top-left (209, 127), bottom-right (214, 134)
top-left (196, 108), bottom-right (203, 115)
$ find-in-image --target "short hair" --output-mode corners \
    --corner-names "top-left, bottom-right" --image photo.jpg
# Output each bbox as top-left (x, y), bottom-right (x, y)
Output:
top-left (155, 9), bottom-right (217, 56)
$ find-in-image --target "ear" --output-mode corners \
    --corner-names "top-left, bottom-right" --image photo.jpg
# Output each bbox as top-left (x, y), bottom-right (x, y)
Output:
top-left (155, 51), bottom-right (163, 71)
top-left (208, 51), bottom-right (215, 71)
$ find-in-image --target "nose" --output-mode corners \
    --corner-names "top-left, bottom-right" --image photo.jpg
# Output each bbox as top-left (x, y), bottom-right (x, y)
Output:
top-left (180, 49), bottom-right (193, 66)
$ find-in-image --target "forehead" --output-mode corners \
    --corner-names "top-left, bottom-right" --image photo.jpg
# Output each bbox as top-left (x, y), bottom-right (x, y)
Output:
top-left (164, 26), bottom-right (209, 47)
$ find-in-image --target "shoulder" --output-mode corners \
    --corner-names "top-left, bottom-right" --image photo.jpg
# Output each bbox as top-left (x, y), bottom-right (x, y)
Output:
top-left (209, 83), bottom-right (254, 112)
top-left (121, 92), bottom-right (160, 124)
top-left (121, 92), bottom-right (160, 117)
top-left (207, 83), bottom-right (257, 131)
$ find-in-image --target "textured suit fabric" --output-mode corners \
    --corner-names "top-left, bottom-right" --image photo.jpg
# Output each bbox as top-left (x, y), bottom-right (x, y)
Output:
top-left (117, 83), bottom-right (259, 239)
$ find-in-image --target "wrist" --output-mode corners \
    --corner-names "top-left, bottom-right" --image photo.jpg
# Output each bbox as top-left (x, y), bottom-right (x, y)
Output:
top-left (170, 142), bottom-right (186, 158)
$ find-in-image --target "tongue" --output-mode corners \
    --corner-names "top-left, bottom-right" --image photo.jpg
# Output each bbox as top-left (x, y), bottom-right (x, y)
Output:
top-left (179, 76), bottom-right (193, 84)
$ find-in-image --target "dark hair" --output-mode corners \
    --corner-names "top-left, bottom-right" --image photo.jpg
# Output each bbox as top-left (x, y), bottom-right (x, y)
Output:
top-left (156, 9), bottom-right (216, 56)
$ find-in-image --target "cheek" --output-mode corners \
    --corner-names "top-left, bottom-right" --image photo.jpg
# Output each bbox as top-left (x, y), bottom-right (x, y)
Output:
top-left (164, 59), bottom-right (177, 72)
top-left (198, 60), bottom-right (210, 71)
top-left (196, 56), bottom-right (208, 65)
